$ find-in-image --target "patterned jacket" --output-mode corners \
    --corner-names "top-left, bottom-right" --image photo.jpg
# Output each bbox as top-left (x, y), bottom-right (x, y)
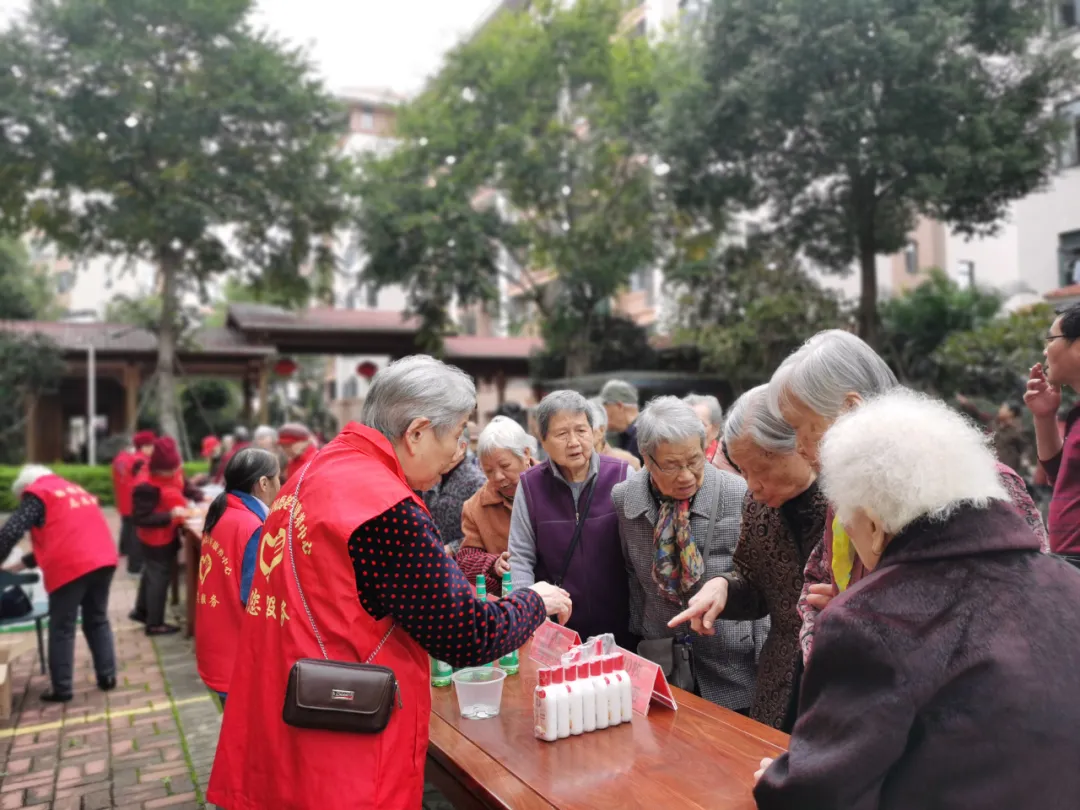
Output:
top-left (612, 464), bottom-right (770, 712)
top-left (423, 454), bottom-right (487, 554)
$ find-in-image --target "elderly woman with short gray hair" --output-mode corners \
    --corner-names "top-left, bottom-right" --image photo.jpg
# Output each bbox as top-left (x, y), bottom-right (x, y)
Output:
top-left (209, 356), bottom-right (572, 810)
top-left (509, 390), bottom-right (636, 647)
top-left (684, 393), bottom-right (740, 474)
top-left (588, 398), bottom-right (641, 471)
top-left (754, 390), bottom-right (1080, 810)
top-left (768, 329), bottom-right (1047, 662)
top-left (672, 385), bottom-right (824, 730)
top-left (612, 396), bottom-right (766, 713)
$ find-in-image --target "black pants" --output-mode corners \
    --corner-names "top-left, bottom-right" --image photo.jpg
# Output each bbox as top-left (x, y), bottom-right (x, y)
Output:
top-left (121, 517), bottom-right (143, 574)
top-left (48, 566), bottom-right (117, 696)
top-left (134, 540), bottom-right (178, 628)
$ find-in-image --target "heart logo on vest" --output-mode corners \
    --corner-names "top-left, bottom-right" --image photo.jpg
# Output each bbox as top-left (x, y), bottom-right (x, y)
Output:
top-left (259, 528), bottom-right (287, 579)
top-left (198, 553), bottom-right (212, 585)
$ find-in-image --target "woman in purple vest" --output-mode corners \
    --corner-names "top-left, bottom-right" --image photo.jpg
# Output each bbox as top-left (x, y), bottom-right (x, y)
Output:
top-left (508, 390), bottom-right (636, 648)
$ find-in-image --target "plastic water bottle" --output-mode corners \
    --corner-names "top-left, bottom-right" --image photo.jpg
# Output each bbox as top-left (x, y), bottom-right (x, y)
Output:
top-left (498, 571), bottom-right (520, 675)
top-left (430, 657), bottom-right (452, 688)
top-left (475, 575), bottom-right (493, 667)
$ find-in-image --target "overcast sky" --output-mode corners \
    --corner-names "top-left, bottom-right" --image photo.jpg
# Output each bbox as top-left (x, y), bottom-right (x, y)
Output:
top-left (0, 0), bottom-right (497, 95)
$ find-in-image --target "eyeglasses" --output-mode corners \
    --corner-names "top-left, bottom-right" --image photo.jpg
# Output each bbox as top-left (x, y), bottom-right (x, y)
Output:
top-left (1045, 333), bottom-right (1070, 344)
top-left (647, 453), bottom-right (706, 477)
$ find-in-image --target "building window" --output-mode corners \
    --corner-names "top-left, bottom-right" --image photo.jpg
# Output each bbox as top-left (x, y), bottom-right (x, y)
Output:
top-left (1058, 99), bottom-right (1080, 169)
top-left (955, 260), bottom-right (975, 290)
top-left (359, 106), bottom-right (375, 131)
top-left (1058, 1), bottom-right (1080, 28)
top-left (343, 377), bottom-right (359, 399)
top-left (903, 242), bottom-right (919, 275)
top-left (55, 271), bottom-right (75, 294)
top-left (1059, 230), bottom-right (1080, 287)
top-left (364, 284), bottom-right (378, 309)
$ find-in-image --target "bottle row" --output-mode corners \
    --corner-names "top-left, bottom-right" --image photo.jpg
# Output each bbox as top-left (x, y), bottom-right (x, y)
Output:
top-left (534, 654), bottom-right (633, 742)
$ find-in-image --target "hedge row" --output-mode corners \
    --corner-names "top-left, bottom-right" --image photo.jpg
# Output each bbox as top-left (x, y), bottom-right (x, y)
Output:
top-left (0, 462), bottom-right (209, 513)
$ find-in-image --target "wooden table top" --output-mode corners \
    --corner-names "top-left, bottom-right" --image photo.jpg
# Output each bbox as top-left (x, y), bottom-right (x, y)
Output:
top-left (428, 641), bottom-right (788, 810)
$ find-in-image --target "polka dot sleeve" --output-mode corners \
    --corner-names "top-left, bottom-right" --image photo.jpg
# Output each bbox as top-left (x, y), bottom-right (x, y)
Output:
top-left (348, 498), bottom-right (547, 669)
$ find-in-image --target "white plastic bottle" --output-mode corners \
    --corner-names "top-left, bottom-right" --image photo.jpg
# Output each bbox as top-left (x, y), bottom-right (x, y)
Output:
top-left (590, 658), bottom-right (609, 730)
top-left (602, 656), bottom-right (621, 727)
top-left (613, 653), bottom-right (633, 723)
top-left (576, 662), bottom-right (596, 733)
top-left (534, 668), bottom-right (557, 742)
top-left (564, 665), bottom-right (584, 736)
top-left (551, 665), bottom-right (570, 739)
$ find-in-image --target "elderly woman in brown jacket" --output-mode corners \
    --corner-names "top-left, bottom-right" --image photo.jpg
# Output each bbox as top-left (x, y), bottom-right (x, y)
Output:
top-left (670, 384), bottom-right (825, 731)
top-left (458, 417), bottom-right (537, 596)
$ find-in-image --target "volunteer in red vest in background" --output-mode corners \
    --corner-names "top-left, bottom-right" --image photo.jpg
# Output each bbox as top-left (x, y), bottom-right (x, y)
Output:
top-left (278, 422), bottom-right (317, 487)
top-left (120, 430), bottom-right (157, 575)
top-left (196, 448), bottom-right (280, 708)
top-left (0, 465), bottom-right (118, 703)
top-left (208, 356), bottom-right (572, 810)
top-left (131, 437), bottom-right (201, 636)
top-left (212, 427), bottom-right (250, 485)
top-left (200, 435), bottom-right (222, 483)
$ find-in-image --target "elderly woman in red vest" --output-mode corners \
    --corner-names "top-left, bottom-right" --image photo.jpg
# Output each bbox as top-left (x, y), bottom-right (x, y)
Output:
top-left (277, 422), bottom-right (318, 488)
top-left (0, 465), bottom-right (118, 702)
top-left (208, 355), bottom-right (571, 810)
top-left (115, 429), bottom-right (156, 575)
top-left (131, 437), bottom-right (201, 636)
top-left (196, 447), bottom-right (281, 708)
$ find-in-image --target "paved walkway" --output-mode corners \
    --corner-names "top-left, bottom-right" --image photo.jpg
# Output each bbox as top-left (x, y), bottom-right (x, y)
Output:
top-left (0, 509), bottom-right (455, 810)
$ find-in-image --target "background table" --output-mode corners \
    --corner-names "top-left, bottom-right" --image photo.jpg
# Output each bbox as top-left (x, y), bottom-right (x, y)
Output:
top-left (427, 641), bottom-right (788, 810)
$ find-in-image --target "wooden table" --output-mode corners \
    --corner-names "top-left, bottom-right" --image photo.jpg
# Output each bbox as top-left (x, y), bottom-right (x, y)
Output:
top-left (180, 513), bottom-right (206, 639)
top-left (427, 642), bottom-right (788, 810)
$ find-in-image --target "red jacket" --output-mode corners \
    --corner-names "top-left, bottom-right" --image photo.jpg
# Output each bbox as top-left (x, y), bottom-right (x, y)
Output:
top-left (131, 468), bottom-right (188, 547)
top-left (196, 494), bottom-right (263, 694)
top-left (207, 424), bottom-right (431, 810)
top-left (282, 442), bottom-right (318, 491)
top-left (24, 475), bottom-right (119, 592)
top-left (111, 450), bottom-right (136, 517)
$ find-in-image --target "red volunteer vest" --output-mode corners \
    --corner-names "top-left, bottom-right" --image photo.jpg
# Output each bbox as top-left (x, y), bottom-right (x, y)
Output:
top-left (282, 442), bottom-right (318, 491)
top-left (207, 424), bottom-right (432, 810)
top-left (24, 475), bottom-right (119, 593)
top-left (196, 494), bottom-right (262, 694)
top-left (111, 450), bottom-right (135, 517)
top-left (133, 469), bottom-right (188, 547)
top-left (214, 441), bottom-right (250, 484)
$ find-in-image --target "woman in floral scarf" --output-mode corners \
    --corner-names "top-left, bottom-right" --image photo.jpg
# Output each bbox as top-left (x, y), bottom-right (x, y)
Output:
top-left (612, 397), bottom-right (768, 713)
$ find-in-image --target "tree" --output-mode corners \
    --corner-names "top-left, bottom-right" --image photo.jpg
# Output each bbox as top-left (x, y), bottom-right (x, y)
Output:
top-left (934, 303), bottom-right (1052, 404)
top-left (671, 243), bottom-right (851, 394)
top-left (357, 0), bottom-right (661, 375)
top-left (663, 0), bottom-right (1075, 346)
top-left (0, 237), bottom-right (55, 320)
top-left (878, 269), bottom-right (1002, 389)
top-left (0, 0), bottom-right (349, 440)
top-left (0, 332), bottom-right (65, 463)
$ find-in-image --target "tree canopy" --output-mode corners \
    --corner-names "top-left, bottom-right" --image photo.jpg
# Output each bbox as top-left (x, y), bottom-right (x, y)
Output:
top-left (0, 237), bottom-right (56, 320)
top-left (663, 0), bottom-right (1076, 346)
top-left (0, 0), bottom-right (350, 439)
top-left (356, 0), bottom-right (661, 375)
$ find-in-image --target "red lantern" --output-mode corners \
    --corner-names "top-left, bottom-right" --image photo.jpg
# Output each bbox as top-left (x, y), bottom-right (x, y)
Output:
top-left (356, 361), bottom-right (378, 380)
top-left (273, 358), bottom-right (298, 377)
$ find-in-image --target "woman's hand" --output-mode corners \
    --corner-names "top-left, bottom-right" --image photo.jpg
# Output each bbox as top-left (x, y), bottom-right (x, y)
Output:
top-left (4, 562), bottom-right (26, 574)
top-left (754, 757), bottom-right (774, 783)
top-left (667, 577), bottom-right (729, 635)
top-left (492, 552), bottom-right (511, 578)
top-left (529, 582), bottom-right (572, 625)
top-left (1025, 363), bottom-right (1061, 419)
top-left (170, 506), bottom-right (189, 519)
top-left (806, 583), bottom-right (837, 611)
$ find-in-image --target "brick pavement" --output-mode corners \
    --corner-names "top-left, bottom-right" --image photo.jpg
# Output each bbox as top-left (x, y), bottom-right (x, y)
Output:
top-left (0, 508), bottom-right (456, 810)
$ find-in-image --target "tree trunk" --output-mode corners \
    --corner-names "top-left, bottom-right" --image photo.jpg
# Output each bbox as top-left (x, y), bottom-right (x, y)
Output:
top-left (156, 253), bottom-right (182, 446)
top-left (857, 237), bottom-right (879, 348)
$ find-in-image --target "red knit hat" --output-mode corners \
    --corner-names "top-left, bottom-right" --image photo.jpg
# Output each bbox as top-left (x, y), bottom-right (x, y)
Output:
top-left (133, 430), bottom-right (156, 448)
top-left (200, 435), bottom-right (221, 458)
top-left (277, 423), bottom-right (312, 446)
top-left (150, 437), bottom-right (182, 472)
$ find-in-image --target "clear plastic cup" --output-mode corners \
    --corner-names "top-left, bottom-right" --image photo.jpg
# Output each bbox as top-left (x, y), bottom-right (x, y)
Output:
top-left (451, 667), bottom-right (507, 719)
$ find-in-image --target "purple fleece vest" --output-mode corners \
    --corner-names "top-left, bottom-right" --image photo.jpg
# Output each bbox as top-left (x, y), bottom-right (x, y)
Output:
top-left (518, 455), bottom-right (635, 648)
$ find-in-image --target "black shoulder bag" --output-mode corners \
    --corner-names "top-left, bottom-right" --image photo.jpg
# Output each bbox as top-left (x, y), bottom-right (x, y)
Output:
top-left (552, 480), bottom-right (598, 588)
top-left (282, 462), bottom-right (401, 734)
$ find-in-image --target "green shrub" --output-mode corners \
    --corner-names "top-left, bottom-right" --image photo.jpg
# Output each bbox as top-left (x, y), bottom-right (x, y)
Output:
top-left (0, 462), bottom-right (209, 512)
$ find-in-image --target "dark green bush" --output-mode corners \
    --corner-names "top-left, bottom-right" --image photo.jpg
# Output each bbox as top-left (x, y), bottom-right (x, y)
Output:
top-left (0, 462), bottom-right (209, 512)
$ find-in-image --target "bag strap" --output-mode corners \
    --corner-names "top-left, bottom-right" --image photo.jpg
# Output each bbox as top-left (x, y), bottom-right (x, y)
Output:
top-left (553, 476), bottom-right (599, 587)
top-left (286, 460), bottom-right (394, 664)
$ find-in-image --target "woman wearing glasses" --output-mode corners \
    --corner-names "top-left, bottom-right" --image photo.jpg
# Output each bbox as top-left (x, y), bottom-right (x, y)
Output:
top-left (612, 397), bottom-right (766, 713)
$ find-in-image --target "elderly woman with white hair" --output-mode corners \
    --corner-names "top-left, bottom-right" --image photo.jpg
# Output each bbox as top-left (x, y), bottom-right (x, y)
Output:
top-left (670, 385), bottom-right (825, 731)
top-left (612, 396), bottom-right (766, 712)
top-left (0, 465), bottom-right (118, 702)
top-left (768, 329), bottom-right (1047, 661)
top-left (754, 390), bottom-right (1080, 809)
top-left (587, 398), bottom-right (641, 471)
top-left (457, 416), bottom-right (538, 596)
top-left (683, 393), bottom-right (739, 475)
top-left (208, 356), bottom-right (572, 810)
top-left (509, 389), bottom-right (636, 648)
